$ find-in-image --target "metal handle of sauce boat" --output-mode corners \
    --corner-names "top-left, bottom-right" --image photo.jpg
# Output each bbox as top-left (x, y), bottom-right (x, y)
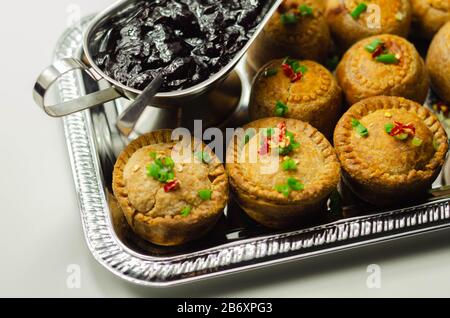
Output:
top-left (33, 58), bottom-right (122, 117)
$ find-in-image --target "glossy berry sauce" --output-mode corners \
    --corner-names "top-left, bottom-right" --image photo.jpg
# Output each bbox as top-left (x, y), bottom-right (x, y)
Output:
top-left (93, 0), bottom-right (271, 92)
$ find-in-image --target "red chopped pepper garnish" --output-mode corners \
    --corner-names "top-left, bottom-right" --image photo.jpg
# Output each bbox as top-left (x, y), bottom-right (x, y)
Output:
top-left (164, 180), bottom-right (180, 193)
top-left (259, 137), bottom-right (270, 155)
top-left (277, 121), bottom-right (287, 142)
top-left (291, 72), bottom-right (303, 82)
top-left (258, 121), bottom-right (289, 155)
top-left (367, 40), bottom-right (401, 63)
top-left (281, 63), bottom-right (305, 82)
top-left (390, 121), bottom-right (416, 137)
top-left (372, 45), bottom-right (385, 58)
top-left (281, 63), bottom-right (295, 78)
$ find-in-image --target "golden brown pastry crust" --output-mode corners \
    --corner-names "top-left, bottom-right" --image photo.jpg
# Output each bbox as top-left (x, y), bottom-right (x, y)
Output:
top-left (112, 130), bottom-right (229, 246)
top-left (247, 0), bottom-right (331, 71)
top-left (249, 59), bottom-right (343, 138)
top-left (336, 34), bottom-right (429, 105)
top-left (426, 21), bottom-right (450, 104)
top-left (326, 0), bottom-right (412, 49)
top-left (226, 118), bottom-right (341, 229)
top-left (411, 0), bottom-right (450, 39)
top-left (334, 96), bottom-right (448, 206)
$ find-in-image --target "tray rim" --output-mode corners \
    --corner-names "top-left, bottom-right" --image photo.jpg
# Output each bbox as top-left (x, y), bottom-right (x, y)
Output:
top-left (57, 17), bottom-right (450, 288)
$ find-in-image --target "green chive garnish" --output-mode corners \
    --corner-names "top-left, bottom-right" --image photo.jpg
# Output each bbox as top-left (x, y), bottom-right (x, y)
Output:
top-left (195, 151), bottom-right (212, 164)
top-left (264, 68), bottom-right (278, 77)
top-left (264, 128), bottom-right (276, 137)
top-left (291, 60), bottom-right (301, 72)
top-left (281, 157), bottom-right (298, 171)
top-left (299, 4), bottom-right (313, 16)
top-left (275, 184), bottom-right (291, 197)
top-left (365, 39), bottom-right (383, 53)
top-left (147, 156), bottom-right (176, 183)
top-left (375, 54), bottom-right (399, 64)
top-left (293, 63), bottom-right (308, 74)
top-left (395, 133), bottom-right (409, 141)
top-left (412, 137), bottom-right (423, 147)
top-left (287, 178), bottom-right (304, 191)
top-left (286, 131), bottom-right (300, 149)
top-left (385, 123), bottom-right (394, 134)
top-left (275, 100), bottom-right (289, 117)
top-left (351, 118), bottom-right (369, 137)
top-left (160, 170), bottom-right (170, 182)
top-left (243, 131), bottom-right (255, 145)
top-left (181, 206), bottom-right (192, 217)
top-left (283, 57), bottom-right (296, 66)
top-left (150, 152), bottom-right (157, 160)
top-left (147, 163), bottom-right (160, 179)
top-left (198, 189), bottom-right (213, 201)
top-left (164, 157), bottom-right (175, 169)
top-left (280, 13), bottom-right (297, 24)
top-left (279, 131), bottom-right (301, 156)
top-left (284, 58), bottom-right (308, 74)
top-left (275, 178), bottom-right (305, 197)
top-left (350, 3), bottom-right (368, 19)
top-left (157, 170), bottom-right (167, 182)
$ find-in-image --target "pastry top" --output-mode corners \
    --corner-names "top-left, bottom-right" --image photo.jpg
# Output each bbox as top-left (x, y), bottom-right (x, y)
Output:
top-left (326, 0), bottom-right (411, 33)
top-left (337, 34), bottom-right (425, 94)
top-left (411, 0), bottom-right (450, 38)
top-left (227, 118), bottom-right (340, 205)
top-left (113, 130), bottom-right (228, 221)
top-left (261, 0), bottom-right (327, 44)
top-left (334, 96), bottom-right (448, 187)
top-left (253, 59), bottom-right (337, 112)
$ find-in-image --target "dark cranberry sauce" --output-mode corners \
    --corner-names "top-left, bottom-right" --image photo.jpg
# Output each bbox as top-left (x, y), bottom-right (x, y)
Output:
top-left (92, 0), bottom-right (272, 92)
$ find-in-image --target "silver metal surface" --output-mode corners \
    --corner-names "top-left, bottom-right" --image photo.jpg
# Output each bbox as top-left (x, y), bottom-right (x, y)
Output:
top-left (33, 58), bottom-right (121, 117)
top-left (34, 0), bottom-right (283, 117)
top-left (57, 17), bottom-right (450, 288)
top-left (116, 74), bottom-right (163, 137)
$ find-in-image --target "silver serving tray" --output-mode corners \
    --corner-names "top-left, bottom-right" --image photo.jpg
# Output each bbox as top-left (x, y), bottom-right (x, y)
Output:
top-left (57, 17), bottom-right (450, 287)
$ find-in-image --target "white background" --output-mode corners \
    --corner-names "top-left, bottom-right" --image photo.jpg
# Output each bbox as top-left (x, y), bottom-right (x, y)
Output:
top-left (1, 0), bottom-right (450, 297)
